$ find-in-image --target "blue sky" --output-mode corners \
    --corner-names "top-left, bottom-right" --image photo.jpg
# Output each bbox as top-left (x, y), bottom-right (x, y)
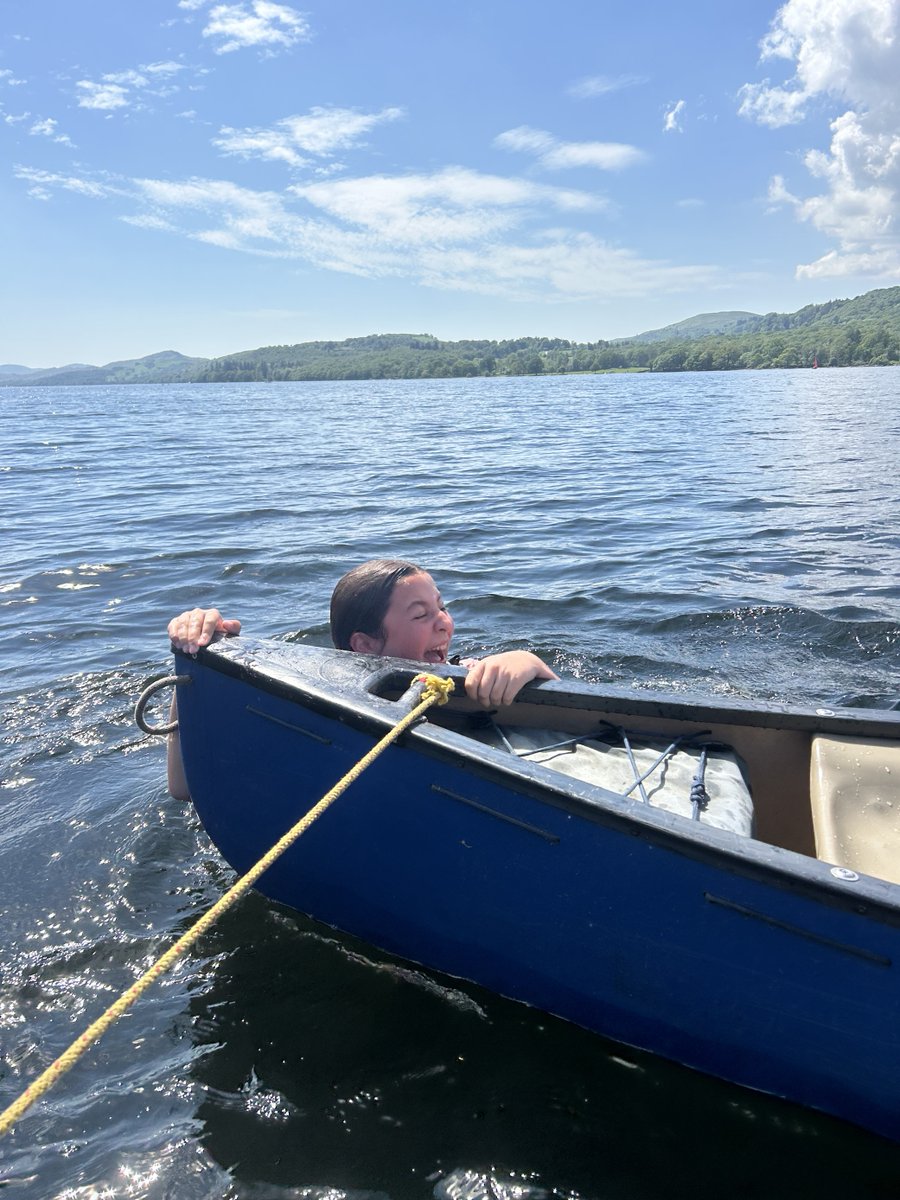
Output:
top-left (2, 0), bottom-right (899, 366)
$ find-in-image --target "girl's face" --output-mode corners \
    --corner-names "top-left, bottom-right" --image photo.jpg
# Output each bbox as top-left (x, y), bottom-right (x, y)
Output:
top-left (378, 571), bottom-right (455, 663)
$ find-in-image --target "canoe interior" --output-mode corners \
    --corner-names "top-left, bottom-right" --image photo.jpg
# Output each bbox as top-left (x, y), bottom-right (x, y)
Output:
top-left (366, 664), bottom-right (900, 881)
top-left (427, 693), bottom-right (814, 853)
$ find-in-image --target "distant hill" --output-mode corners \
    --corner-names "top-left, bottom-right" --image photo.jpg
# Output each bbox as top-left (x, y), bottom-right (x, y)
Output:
top-left (0, 362), bottom-right (96, 381)
top-left (627, 311), bottom-right (761, 343)
top-left (4, 287), bottom-right (899, 384)
top-left (630, 287), bottom-right (900, 342)
top-left (614, 285), bottom-right (900, 371)
top-left (737, 286), bottom-right (900, 333)
top-left (188, 288), bottom-right (900, 378)
top-left (0, 350), bottom-right (209, 387)
top-left (188, 333), bottom-right (566, 382)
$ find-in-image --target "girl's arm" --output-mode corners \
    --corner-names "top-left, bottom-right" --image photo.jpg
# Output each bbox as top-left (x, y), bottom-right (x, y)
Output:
top-left (461, 651), bottom-right (558, 708)
top-left (165, 608), bottom-right (241, 800)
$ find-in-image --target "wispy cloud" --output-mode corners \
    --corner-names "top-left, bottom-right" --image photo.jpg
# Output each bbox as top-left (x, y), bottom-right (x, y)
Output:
top-left (14, 166), bottom-right (117, 201)
top-left (29, 117), bottom-right (74, 146)
top-left (76, 81), bottom-right (130, 111)
top-left (200, 2), bottom-right (312, 55)
top-left (214, 106), bottom-right (404, 167)
top-left (740, 0), bottom-right (900, 279)
top-left (0, 68), bottom-right (26, 87)
top-left (75, 61), bottom-right (187, 111)
top-left (495, 125), bottom-right (645, 171)
top-left (16, 164), bottom-right (723, 302)
top-left (291, 167), bottom-right (597, 246)
top-left (663, 100), bottom-right (685, 133)
top-left (567, 74), bottom-right (646, 100)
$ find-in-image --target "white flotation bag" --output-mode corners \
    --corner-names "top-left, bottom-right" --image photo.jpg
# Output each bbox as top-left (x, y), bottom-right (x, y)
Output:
top-left (478, 725), bottom-right (755, 837)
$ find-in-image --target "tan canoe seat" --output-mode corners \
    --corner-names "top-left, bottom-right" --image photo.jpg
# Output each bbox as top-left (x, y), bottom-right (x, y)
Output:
top-left (810, 735), bottom-right (900, 885)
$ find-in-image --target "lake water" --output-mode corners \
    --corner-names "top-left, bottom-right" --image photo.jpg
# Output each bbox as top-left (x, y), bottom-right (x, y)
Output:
top-left (2, 369), bottom-right (900, 1198)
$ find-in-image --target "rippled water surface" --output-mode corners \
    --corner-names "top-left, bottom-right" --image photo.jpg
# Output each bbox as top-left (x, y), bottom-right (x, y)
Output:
top-left (2, 371), bottom-right (900, 1198)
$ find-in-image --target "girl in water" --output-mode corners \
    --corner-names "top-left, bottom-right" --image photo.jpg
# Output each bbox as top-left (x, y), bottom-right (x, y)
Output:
top-left (167, 558), bottom-right (558, 799)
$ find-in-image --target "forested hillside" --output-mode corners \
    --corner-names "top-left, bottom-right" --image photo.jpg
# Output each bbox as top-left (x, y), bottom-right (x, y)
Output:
top-left (191, 287), bottom-right (900, 380)
top-left (5, 287), bottom-right (899, 386)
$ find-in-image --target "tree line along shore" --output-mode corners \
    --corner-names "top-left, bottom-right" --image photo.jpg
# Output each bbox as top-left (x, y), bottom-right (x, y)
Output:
top-left (5, 286), bottom-right (900, 387)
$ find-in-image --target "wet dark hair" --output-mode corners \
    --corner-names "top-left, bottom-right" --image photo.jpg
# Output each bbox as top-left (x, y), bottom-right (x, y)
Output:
top-left (330, 558), bottom-right (425, 651)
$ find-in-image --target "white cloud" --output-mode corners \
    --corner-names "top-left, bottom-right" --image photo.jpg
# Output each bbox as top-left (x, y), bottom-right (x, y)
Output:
top-left (741, 0), bottom-right (900, 279)
top-left (739, 0), bottom-right (897, 127)
top-left (215, 126), bottom-right (311, 167)
top-left (201, 2), bottom-right (312, 54)
top-left (29, 117), bottom-right (74, 146)
top-left (76, 81), bottom-right (130, 110)
top-left (121, 212), bottom-right (181, 233)
top-left (291, 167), bottom-right (596, 247)
top-left (495, 125), bottom-right (645, 171)
top-left (0, 68), bottom-right (26, 86)
top-left (567, 74), bottom-right (646, 100)
top-left (14, 166), bottom-right (114, 199)
top-left (104, 62), bottom-right (184, 89)
top-left (75, 62), bottom-right (187, 111)
top-left (406, 235), bottom-right (721, 301)
top-left (793, 246), bottom-right (900, 277)
top-left (663, 100), bottom-right (685, 133)
top-left (16, 164), bottom-right (726, 301)
top-left (123, 169), bottom-right (719, 299)
top-left (214, 106), bottom-right (404, 167)
top-left (737, 81), bottom-right (807, 129)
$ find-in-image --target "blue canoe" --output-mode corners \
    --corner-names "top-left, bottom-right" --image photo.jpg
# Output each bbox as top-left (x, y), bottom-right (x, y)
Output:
top-left (172, 638), bottom-right (900, 1142)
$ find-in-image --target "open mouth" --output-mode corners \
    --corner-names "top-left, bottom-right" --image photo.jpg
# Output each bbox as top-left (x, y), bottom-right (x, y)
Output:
top-left (423, 646), bottom-right (448, 664)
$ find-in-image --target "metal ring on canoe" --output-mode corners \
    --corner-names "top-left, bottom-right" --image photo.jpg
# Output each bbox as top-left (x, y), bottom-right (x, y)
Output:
top-left (134, 674), bottom-right (191, 735)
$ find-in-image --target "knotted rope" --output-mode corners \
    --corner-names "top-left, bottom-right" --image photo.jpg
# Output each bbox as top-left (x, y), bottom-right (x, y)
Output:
top-left (0, 672), bottom-right (454, 1138)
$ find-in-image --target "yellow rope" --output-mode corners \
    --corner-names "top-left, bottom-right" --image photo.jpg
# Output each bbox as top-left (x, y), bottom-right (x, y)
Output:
top-left (0, 672), bottom-right (454, 1139)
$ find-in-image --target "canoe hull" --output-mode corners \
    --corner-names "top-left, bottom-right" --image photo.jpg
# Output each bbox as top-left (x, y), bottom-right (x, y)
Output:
top-left (175, 640), bottom-right (900, 1142)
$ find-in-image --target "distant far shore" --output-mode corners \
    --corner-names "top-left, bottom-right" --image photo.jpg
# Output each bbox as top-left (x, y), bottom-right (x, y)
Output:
top-left (3, 285), bottom-right (899, 387)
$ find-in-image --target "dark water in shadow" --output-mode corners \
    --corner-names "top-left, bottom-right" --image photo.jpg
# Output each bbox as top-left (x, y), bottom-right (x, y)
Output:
top-left (2, 370), bottom-right (900, 1197)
